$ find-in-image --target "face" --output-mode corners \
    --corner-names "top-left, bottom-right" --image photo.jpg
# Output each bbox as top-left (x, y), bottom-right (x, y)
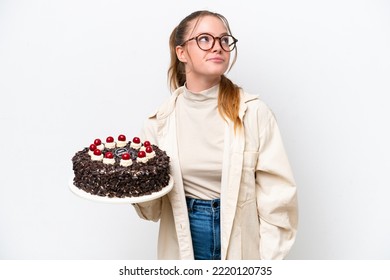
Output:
top-left (176, 15), bottom-right (231, 89)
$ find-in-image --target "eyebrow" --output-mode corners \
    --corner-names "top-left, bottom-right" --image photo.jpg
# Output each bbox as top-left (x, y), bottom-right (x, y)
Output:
top-left (194, 31), bottom-right (230, 37)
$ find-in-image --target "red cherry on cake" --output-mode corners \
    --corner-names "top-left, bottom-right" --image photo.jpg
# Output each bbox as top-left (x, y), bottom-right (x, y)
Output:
top-left (118, 134), bottom-right (126, 141)
top-left (121, 153), bottom-right (130, 160)
top-left (94, 138), bottom-right (102, 146)
top-left (105, 152), bottom-right (114, 159)
top-left (106, 136), bottom-right (114, 143)
top-left (144, 141), bottom-right (151, 147)
top-left (133, 137), bottom-right (141, 144)
top-left (145, 146), bottom-right (153, 153)
top-left (93, 149), bottom-right (102, 156)
top-left (89, 144), bottom-right (97, 151)
top-left (137, 151), bottom-right (146, 158)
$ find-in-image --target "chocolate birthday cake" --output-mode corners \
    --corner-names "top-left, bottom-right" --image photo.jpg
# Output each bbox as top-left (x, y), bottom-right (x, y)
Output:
top-left (71, 134), bottom-right (170, 198)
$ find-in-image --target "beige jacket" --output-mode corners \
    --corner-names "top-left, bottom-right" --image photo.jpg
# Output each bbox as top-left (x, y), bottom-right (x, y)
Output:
top-left (133, 86), bottom-right (298, 260)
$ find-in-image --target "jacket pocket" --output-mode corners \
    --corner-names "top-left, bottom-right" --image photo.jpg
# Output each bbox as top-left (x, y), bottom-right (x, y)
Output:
top-left (237, 152), bottom-right (259, 206)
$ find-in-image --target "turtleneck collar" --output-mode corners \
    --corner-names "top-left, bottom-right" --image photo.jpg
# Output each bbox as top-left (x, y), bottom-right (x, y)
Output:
top-left (183, 83), bottom-right (219, 102)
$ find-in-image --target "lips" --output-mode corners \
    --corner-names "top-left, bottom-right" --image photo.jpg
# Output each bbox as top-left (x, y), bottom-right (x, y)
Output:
top-left (207, 57), bottom-right (224, 62)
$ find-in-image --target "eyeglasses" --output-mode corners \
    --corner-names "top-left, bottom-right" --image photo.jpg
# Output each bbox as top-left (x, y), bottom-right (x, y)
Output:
top-left (181, 33), bottom-right (238, 52)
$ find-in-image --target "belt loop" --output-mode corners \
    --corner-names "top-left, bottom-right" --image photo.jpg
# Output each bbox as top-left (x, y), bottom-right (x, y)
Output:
top-left (186, 197), bottom-right (195, 212)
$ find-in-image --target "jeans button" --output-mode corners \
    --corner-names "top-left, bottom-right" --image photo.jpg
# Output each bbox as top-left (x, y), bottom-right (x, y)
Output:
top-left (212, 201), bottom-right (219, 208)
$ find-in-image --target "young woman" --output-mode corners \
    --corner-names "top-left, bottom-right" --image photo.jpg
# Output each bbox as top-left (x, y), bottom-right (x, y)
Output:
top-left (133, 10), bottom-right (298, 260)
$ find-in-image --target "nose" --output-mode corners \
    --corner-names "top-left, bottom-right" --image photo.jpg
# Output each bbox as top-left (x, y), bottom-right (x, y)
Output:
top-left (212, 39), bottom-right (223, 52)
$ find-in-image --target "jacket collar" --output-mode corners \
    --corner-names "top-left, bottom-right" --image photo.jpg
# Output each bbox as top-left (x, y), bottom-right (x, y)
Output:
top-left (239, 90), bottom-right (258, 120)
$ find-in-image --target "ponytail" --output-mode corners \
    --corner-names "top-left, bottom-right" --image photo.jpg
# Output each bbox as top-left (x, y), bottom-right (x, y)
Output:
top-left (218, 75), bottom-right (242, 131)
top-left (168, 27), bottom-right (186, 90)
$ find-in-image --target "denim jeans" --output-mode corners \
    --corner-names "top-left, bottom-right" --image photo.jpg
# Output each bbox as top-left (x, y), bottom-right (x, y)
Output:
top-left (186, 197), bottom-right (221, 260)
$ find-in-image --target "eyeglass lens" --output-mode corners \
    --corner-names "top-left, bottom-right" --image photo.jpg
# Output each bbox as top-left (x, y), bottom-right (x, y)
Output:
top-left (196, 34), bottom-right (236, 52)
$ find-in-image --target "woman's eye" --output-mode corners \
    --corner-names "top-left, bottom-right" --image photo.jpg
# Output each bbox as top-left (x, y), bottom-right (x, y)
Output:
top-left (221, 36), bottom-right (230, 45)
top-left (198, 35), bottom-right (211, 43)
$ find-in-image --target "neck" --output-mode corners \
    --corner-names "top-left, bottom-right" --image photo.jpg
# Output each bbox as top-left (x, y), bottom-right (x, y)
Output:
top-left (185, 76), bottom-right (221, 93)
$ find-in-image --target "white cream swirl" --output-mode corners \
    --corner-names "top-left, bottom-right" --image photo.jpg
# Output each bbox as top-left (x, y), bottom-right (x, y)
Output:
top-left (105, 142), bottom-right (115, 149)
top-left (130, 142), bottom-right (142, 149)
top-left (103, 157), bottom-right (115, 165)
top-left (117, 140), bottom-right (127, 148)
top-left (136, 157), bottom-right (149, 163)
top-left (91, 154), bottom-right (103, 161)
top-left (120, 158), bottom-right (133, 167)
top-left (146, 150), bottom-right (156, 159)
top-left (96, 144), bottom-right (105, 150)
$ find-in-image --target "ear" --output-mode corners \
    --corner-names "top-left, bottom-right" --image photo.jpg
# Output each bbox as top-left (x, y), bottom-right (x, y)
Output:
top-left (176, 45), bottom-right (187, 63)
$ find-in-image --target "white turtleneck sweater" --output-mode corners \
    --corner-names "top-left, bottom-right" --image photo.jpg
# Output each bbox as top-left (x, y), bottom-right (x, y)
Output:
top-left (175, 85), bottom-right (225, 200)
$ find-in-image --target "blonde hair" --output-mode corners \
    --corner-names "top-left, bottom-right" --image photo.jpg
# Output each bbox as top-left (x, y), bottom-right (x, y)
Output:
top-left (168, 10), bottom-right (242, 131)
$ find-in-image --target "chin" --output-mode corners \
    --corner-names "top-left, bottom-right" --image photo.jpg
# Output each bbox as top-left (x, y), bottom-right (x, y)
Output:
top-left (208, 68), bottom-right (228, 76)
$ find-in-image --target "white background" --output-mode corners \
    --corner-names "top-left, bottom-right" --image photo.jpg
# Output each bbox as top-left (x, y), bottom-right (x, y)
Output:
top-left (1, 0), bottom-right (389, 260)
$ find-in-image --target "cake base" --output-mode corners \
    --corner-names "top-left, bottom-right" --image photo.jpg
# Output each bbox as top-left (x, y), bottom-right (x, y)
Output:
top-left (69, 175), bottom-right (174, 204)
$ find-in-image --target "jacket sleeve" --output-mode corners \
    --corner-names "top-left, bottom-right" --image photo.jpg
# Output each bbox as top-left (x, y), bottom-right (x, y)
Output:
top-left (255, 110), bottom-right (298, 259)
top-left (132, 199), bottom-right (162, 222)
top-left (132, 112), bottom-right (163, 222)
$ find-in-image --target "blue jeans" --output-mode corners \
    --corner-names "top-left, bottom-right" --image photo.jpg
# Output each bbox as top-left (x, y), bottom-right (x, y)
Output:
top-left (186, 197), bottom-right (221, 260)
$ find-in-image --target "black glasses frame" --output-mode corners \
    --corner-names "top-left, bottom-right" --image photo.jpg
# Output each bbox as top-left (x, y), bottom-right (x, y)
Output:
top-left (181, 33), bottom-right (238, 52)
